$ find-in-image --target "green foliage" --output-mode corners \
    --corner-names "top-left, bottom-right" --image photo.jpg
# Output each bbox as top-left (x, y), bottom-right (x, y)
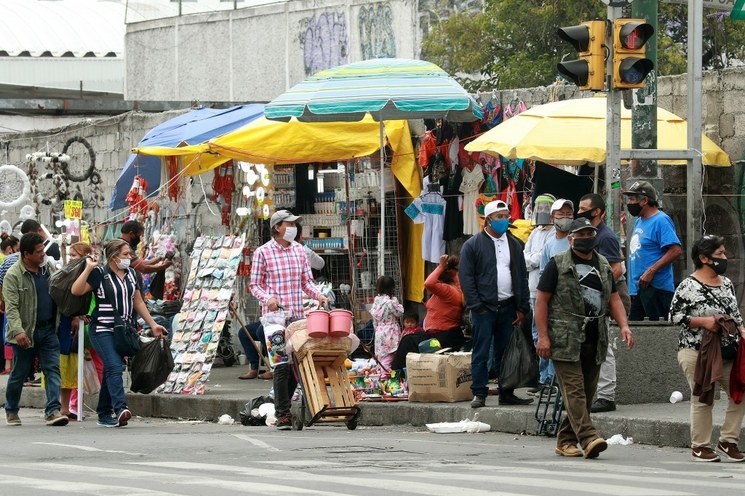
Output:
top-left (421, 0), bottom-right (745, 90)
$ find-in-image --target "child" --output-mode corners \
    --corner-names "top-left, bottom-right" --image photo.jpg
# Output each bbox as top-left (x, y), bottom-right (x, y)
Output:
top-left (401, 312), bottom-right (424, 337)
top-left (369, 275), bottom-right (404, 375)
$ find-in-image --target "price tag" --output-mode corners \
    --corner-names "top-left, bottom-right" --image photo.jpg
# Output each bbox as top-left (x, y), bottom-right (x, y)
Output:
top-left (64, 200), bottom-right (83, 219)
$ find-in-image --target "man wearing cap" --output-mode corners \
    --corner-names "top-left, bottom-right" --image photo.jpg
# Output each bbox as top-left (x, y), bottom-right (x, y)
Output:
top-left (460, 200), bottom-right (531, 408)
top-left (535, 199), bottom-right (575, 386)
top-left (535, 218), bottom-right (634, 459)
top-left (577, 193), bottom-right (629, 413)
top-left (623, 181), bottom-right (682, 322)
top-left (249, 209), bottom-right (328, 430)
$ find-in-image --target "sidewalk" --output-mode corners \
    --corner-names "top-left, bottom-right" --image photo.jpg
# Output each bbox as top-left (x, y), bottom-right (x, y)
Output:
top-left (1, 364), bottom-right (741, 448)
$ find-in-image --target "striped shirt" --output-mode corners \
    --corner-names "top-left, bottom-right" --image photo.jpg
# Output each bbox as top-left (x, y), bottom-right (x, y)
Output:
top-left (0, 252), bottom-right (19, 288)
top-left (87, 266), bottom-right (140, 332)
top-left (249, 238), bottom-right (321, 319)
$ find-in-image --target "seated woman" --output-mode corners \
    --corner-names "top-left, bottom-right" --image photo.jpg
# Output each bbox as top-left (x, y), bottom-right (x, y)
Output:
top-left (391, 254), bottom-right (465, 370)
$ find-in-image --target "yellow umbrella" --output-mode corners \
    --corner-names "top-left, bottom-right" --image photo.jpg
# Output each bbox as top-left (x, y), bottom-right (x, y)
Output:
top-left (465, 96), bottom-right (730, 166)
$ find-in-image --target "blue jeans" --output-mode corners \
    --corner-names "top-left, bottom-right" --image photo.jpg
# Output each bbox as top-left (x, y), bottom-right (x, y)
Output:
top-left (238, 322), bottom-right (265, 369)
top-left (5, 323), bottom-right (61, 417)
top-left (629, 286), bottom-right (674, 322)
top-left (471, 305), bottom-right (515, 398)
top-left (89, 328), bottom-right (127, 419)
top-left (530, 297), bottom-right (555, 385)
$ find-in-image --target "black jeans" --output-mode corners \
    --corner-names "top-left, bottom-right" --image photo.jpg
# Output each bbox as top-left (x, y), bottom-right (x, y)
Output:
top-left (390, 329), bottom-right (465, 371)
top-left (273, 362), bottom-right (298, 416)
top-left (628, 286), bottom-right (674, 322)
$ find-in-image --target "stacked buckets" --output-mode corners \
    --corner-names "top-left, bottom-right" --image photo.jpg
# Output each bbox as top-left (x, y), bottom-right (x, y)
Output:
top-left (307, 309), bottom-right (353, 338)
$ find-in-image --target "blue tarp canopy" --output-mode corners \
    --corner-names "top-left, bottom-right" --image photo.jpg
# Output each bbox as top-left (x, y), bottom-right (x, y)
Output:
top-left (109, 104), bottom-right (265, 210)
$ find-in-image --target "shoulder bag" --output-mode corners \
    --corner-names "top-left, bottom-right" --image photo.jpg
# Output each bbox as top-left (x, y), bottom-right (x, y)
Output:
top-left (689, 276), bottom-right (738, 361)
top-left (101, 267), bottom-right (141, 357)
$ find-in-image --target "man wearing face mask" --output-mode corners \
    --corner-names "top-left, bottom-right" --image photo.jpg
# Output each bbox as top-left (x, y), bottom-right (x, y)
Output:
top-left (577, 194), bottom-right (628, 413)
top-left (460, 200), bottom-right (531, 408)
top-left (119, 221), bottom-right (173, 275)
top-left (249, 209), bottom-right (328, 430)
top-left (623, 181), bottom-right (682, 322)
top-left (535, 218), bottom-right (634, 459)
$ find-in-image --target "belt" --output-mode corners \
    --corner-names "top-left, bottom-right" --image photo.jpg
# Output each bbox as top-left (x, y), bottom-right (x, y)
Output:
top-left (36, 318), bottom-right (55, 328)
top-left (495, 298), bottom-right (514, 310)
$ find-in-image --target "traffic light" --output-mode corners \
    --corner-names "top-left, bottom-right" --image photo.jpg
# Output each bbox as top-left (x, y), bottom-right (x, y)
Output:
top-left (556, 20), bottom-right (606, 91)
top-left (612, 19), bottom-right (654, 89)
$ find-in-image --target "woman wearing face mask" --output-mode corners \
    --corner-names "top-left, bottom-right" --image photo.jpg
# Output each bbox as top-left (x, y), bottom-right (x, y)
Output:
top-left (71, 239), bottom-right (166, 428)
top-left (669, 235), bottom-right (745, 462)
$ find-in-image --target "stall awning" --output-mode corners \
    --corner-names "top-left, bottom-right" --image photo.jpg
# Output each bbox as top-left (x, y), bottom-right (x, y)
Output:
top-left (110, 104), bottom-right (265, 210)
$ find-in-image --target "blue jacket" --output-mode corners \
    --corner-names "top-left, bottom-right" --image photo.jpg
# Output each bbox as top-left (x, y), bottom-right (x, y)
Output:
top-left (459, 231), bottom-right (530, 315)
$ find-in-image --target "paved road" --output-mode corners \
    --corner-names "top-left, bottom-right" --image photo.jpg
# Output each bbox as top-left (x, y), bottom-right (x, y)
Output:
top-left (3, 409), bottom-right (744, 496)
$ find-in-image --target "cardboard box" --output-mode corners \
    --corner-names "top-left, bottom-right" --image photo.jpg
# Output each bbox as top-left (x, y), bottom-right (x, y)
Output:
top-left (406, 352), bottom-right (472, 403)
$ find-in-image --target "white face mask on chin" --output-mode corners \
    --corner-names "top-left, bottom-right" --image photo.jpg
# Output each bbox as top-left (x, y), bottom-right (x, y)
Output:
top-left (282, 226), bottom-right (298, 243)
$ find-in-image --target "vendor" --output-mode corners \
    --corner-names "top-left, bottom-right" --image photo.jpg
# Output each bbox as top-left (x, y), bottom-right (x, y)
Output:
top-left (119, 220), bottom-right (173, 275)
top-left (391, 254), bottom-right (465, 370)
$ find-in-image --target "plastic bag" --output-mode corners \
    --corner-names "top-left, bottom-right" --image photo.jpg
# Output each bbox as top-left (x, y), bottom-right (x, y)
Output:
top-left (83, 359), bottom-right (100, 395)
top-left (130, 338), bottom-right (175, 394)
top-left (499, 325), bottom-right (538, 390)
top-left (239, 395), bottom-right (275, 426)
top-left (49, 257), bottom-right (92, 317)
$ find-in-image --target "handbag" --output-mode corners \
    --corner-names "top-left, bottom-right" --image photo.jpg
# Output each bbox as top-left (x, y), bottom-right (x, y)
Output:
top-left (101, 267), bottom-right (141, 357)
top-left (690, 276), bottom-right (739, 361)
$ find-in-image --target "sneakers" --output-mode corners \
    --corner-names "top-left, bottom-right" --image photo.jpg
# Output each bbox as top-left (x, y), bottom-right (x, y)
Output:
top-left (276, 412), bottom-right (292, 431)
top-left (5, 412), bottom-right (21, 426)
top-left (471, 396), bottom-right (486, 408)
top-left (499, 393), bottom-right (534, 406)
top-left (584, 437), bottom-right (608, 459)
top-left (590, 398), bottom-right (616, 413)
top-left (692, 446), bottom-right (721, 462)
top-left (555, 444), bottom-right (583, 457)
top-left (715, 442), bottom-right (745, 462)
top-left (97, 416), bottom-right (117, 428)
top-left (45, 411), bottom-right (69, 427)
top-left (116, 408), bottom-right (132, 427)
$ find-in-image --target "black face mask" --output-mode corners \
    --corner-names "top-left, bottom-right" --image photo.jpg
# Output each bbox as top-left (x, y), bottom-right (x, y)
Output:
top-left (576, 210), bottom-right (595, 222)
top-left (626, 202), bottom-right (643, 217)
top-left (131, 236), bottom-right (141, 248)
top-left (573, 237), bottom-right (598, 254)
top-left (707, 257), bottom-right (727, 275)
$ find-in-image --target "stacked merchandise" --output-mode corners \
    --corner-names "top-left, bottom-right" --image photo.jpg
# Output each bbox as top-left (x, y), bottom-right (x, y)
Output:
top-left (159, 234), bottom-right (244, 395)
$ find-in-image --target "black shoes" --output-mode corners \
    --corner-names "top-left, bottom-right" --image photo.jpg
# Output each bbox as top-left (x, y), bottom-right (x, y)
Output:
top-left (471, 396), bottom-right (486, 408)
top-left (590, 398), bottom-right (616, 413)
top-left (499, 393), bottom-right (533, 406)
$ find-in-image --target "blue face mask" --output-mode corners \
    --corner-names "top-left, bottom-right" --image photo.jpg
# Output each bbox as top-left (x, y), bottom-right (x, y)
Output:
top-left (490, 218), bottom-right (510, 235)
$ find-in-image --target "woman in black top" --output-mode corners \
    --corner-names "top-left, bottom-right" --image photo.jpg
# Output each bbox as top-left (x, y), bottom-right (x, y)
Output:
top-left (71, 239), bottom-right (166, 427)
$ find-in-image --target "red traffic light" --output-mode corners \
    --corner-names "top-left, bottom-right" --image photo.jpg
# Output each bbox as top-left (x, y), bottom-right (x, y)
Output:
top-left (618, 22), bottom-right (654, 50)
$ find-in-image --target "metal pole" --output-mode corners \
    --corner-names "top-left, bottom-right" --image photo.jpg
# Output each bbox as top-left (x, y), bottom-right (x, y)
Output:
top-left (687, 0), bottom-right (704, 261)
top-left (76, 319), bottom-right (84, 422)
top-left (631, 0), bottom-right (658, 179)
top-left (378, 119), bottom-right (385, 277)
top-left (606, 7), bottom-right (623, 236)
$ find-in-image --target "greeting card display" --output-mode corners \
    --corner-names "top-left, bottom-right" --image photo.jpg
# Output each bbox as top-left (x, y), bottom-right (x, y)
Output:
top-left (159, 234), bottom-right (244, 395)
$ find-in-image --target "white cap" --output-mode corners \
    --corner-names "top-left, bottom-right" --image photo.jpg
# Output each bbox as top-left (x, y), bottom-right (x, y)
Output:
top-left (484, 200), bottom-right (508, 218)
top-left (550, 198), bottom-right (574, 213)
top-left (270, 209), bottom-right (301, 228)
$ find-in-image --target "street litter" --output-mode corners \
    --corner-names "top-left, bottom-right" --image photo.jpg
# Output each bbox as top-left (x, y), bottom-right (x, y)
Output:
top-left (217, 414), bottom-right (235, 425)
top-left (606, 434), bottom-right (633, 445)
top-left (426, 414), bottom-right (490, 434)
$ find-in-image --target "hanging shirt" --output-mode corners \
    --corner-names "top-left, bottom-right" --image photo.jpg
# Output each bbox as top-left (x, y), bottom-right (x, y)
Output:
top-left (459, 164), bottom-right (485, 235)
top-left (407, 193), bottom-right (447, 264)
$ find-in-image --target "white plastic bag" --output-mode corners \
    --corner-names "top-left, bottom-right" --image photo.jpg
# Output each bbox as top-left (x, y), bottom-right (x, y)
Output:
top-left (426, 414), bottom-right (491, 434)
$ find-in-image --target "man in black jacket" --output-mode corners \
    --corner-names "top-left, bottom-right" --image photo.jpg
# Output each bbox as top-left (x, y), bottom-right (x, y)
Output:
top-left (460, 200), bottom-right (532, 407)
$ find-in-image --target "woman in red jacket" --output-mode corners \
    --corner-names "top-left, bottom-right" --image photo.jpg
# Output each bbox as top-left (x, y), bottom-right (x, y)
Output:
top-left (391, 255), bottom-right (465, 370)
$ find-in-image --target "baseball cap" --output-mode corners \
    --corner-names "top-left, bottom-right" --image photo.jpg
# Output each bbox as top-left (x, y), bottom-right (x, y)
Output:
top-left (569, 217), bottom-right (598, 235)
top-left (550, 199), bottom-right (574, 213)
top-left (483, 200), bottom-right (508, 218)
top-left (623, 180), bottom-right (657, 202)
top-left (270, 209), bottom-right (301, 228)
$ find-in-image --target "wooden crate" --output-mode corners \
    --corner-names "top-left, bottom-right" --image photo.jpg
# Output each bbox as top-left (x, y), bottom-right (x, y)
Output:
top-left (296, 348), bottom-right (357, 418)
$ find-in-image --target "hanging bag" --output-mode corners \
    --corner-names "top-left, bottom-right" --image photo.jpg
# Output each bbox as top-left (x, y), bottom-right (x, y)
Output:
top-left (49, 257), bottom-right (92, 317)
top-left (101, 267), bottom-right (141, 357)
top-left (130, 338), bottom-right (174, 394)
top-left (500, 325), bottom-right (538, 390)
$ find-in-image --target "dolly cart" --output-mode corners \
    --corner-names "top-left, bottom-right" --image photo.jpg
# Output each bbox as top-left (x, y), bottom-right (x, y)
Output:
top-left (535, 376), bottom-right (564, 436)
top-left (292, 347), bottom-right (361, 430)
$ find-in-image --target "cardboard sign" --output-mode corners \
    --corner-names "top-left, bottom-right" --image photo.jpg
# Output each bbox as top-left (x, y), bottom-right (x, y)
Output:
top-left (64, 200), bottom-right (83, 219)
top-left (406, 352), bottom-right (473, 403)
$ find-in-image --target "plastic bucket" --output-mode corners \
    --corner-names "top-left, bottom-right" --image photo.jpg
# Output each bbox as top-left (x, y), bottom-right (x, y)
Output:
top-left (306, 310), bottom-right (330, 338)
top-left (328, 309), bottom-right (353, 337)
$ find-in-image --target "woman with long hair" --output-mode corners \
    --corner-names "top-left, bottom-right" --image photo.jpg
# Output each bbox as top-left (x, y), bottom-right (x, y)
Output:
top-left (71, 239), bottom-right (166, 427)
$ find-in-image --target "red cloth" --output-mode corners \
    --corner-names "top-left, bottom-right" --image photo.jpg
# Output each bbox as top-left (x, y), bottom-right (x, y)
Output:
top-left (693, 326), bottom-right (724, 406)
top-left (730, 338), bottom-right (745, 404)
top-left (500, 180), bottom-right (522, 220)
top-left (418, 131), bottom-right (436, 167)
top-left (423, 265), bottom-right (464, 332)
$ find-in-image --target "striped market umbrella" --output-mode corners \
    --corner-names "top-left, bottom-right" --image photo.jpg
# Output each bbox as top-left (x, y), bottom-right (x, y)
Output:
top-left (266, 58), bottom-right (482, 276)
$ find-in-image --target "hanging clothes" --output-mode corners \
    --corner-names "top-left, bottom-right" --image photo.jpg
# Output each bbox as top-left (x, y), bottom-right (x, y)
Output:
top-left (459, 163), bottom-right (485, 235)
top-left (500, 179), bottom-right (522, 220)
top-left (406, 191), bottom-right (447, 263)
top-left (443, 164), bottom-right (463, 241)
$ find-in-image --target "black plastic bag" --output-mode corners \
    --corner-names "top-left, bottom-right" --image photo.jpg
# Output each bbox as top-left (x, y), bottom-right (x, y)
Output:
top-left (49, 257), bottom-right (91, 317)
top-left (239, 395), bottom-right (274, 426)
top-left (130, 338), bottom-right (174, 394)
top-left (499, 325), bottom-right (538, 390)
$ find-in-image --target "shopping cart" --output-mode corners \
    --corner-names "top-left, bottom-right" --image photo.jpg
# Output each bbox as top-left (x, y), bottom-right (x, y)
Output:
top-left (534, 376), bottom-right (564, 437)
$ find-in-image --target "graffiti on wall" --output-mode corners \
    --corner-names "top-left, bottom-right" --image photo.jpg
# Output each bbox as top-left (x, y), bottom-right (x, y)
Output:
top-left (359, 3), bottom-right (396, 60)
top-left (300, 11), bottom-right (349, 76)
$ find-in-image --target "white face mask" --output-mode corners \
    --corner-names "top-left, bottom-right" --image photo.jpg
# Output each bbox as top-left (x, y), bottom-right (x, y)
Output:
top-left (282, 226), bottom-right (298, 243)
top-left (116, 257), bottom-right (131, 270)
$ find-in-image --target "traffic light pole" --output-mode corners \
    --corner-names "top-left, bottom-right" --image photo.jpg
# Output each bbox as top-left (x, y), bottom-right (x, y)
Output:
top-left (631, 0), bottom-right (658, 179)
top-left (686, 0), bottom-right (704, 266)
top-left (605, 6), bottom-right (623, 236)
